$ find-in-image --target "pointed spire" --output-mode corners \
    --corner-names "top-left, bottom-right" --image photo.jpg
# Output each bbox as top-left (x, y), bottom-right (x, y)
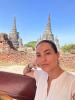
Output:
top-left (45, 13), bottom-right (52, 34)
top-left (12, 16), bottom-right (17, 33)
top-left (41, 13), bottom-right (54, 41)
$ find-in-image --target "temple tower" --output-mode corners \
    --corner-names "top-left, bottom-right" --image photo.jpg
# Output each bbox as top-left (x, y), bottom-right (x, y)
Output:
top-left (9, 17), bottom-right (19, 49)
top-left (37, 14), bottom-right (60, 50)
top-left (42, 14), bottom-right (54, 41)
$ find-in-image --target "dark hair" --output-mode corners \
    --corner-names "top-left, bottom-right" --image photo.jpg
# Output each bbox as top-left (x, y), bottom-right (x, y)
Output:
top-left (36, 40), bottom-right (58, 53)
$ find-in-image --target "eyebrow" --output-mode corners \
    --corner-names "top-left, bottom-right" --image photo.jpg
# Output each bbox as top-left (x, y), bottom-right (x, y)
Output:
top-left (43, 49), bottom-right (51, 53)
top-left (36, 49), bottom-right (51, 54)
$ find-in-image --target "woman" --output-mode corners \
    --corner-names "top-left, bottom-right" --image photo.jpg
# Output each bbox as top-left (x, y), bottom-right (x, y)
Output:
top-left (23, 40), bottom-right (75, 100)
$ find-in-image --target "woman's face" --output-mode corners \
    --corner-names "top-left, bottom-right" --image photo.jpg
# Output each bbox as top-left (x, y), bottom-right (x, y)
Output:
top-left (35, 42), bottom-right (59, 73)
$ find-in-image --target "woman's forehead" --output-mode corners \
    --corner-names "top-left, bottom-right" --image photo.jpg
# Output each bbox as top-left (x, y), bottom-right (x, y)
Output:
top-left (36, 42), bottom-right (52, 49)
top-left (36, 42), bottom-right (53, 51)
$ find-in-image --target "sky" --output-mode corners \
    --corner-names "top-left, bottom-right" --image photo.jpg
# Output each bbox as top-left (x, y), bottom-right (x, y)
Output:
top-left (0, 0), bottom-right (75, 46)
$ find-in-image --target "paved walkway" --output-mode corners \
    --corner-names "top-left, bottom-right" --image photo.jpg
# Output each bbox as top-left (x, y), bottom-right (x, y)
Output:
top-left (0, 65), bottom-right (75, 75)
top-left (0, 65), bottom-right (25, 74)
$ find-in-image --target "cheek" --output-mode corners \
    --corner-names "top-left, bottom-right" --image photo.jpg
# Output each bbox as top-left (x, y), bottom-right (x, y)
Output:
top-left (35, 58), bottom-right (41, 65)
top-left (47, 56), bottom-right (58, 63)
top-left (46, 55), bottom-right (53, 61)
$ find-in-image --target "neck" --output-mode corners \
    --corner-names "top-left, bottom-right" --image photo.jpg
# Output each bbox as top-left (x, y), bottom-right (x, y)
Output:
top-left (48, 66), bottom-right (64, 80)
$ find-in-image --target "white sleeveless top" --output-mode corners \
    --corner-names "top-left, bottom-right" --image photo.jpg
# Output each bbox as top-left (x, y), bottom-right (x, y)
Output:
top-left (34, 69), bottom-right (75, 100)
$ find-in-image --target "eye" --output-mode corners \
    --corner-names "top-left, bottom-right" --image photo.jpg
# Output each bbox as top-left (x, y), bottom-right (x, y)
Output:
top-left (36, 54), bottom-right (41, 57)
top-left (46, 52), bottom-right (51, 55)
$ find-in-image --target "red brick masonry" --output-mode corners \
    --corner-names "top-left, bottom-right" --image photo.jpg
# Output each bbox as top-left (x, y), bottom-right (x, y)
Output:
top-left (0, 51), bottom-right (75, 71)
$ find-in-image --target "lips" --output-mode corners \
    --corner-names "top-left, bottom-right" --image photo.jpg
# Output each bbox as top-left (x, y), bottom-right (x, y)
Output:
top-left (41, 64), bottom-right (49, 66)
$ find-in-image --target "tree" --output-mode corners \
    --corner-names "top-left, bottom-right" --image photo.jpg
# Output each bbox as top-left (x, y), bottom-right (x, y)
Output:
top-left (61, 44), bottom-right (74, 53)
top-left (24, 41), bottom-right (37, 50)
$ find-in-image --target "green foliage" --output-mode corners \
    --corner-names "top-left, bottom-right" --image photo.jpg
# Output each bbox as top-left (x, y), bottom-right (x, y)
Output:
top-left (61, 44), bottom-right (74, 53)
top-left (24, 41), bottom-right (37, 50)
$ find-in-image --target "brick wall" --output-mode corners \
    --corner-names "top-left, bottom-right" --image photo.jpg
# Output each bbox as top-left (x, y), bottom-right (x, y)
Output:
top-left (0, 51), bottom-right (35, 66)
top-left (60, 53), bottom-right (75, 71)
top-left (0, 51), bottom-right (75, 71)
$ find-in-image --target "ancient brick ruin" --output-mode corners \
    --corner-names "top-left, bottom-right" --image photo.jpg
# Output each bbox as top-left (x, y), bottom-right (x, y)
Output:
top-left (0, 16), bottom-right (75, 72)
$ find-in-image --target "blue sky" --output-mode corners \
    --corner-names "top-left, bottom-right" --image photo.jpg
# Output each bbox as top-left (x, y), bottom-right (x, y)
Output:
top-left (0, 0), bottom-right (75, 46)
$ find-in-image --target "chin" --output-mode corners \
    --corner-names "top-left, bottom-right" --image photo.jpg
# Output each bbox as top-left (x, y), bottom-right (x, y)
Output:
top-left (42, 67), bottom-right (49, 73)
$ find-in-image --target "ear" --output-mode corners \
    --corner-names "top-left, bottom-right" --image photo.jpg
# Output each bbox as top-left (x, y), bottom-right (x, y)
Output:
top-left (57, 52), bottom-right (60, 58)
top-left (72, 93), bottom-right (75, 100)
top-left (56, 52), bottom-right (60, 60)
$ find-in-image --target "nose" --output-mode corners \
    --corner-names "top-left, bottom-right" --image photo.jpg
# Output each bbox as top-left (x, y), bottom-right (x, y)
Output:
top-left (41, 55), bottom-right (47, 62)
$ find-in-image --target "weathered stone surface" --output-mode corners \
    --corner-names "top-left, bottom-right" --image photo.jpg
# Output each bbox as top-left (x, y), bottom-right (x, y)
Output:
top-left (0, 33), bottom-right (16, 54)
top-left (0, 51), bottom-right (35, 66)
top-left (0, 50), bottom-right (75, 72)
top-left (60, 53), bottom-right (75, 71)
